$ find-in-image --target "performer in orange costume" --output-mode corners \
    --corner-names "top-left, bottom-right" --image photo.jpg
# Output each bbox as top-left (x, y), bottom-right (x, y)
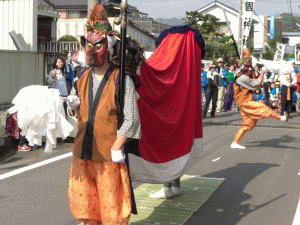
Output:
top-left (230, 49), bottom-right (287, 149)
top-left (67, 3), bottom-right (142, 225)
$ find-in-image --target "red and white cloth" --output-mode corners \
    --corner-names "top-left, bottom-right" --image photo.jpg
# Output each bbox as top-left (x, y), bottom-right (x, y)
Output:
top-left (128, 28), bottom-right (205, 183)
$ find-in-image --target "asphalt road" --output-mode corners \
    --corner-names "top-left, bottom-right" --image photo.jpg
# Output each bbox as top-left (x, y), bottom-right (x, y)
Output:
top-left (185, 112), bottom-right (300, 225)
top-left (0, 111), bottom-right (300, 225)
top-left (0, 143), bottom-right (77, 225)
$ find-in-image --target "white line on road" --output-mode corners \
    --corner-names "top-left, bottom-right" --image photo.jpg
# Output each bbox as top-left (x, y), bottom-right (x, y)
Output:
top-left (0, 152), bottom-right (73, 181)
top-left (212, 157), bottom-right (223, 162)
top-left (292, 198), bottom-right (300, 225)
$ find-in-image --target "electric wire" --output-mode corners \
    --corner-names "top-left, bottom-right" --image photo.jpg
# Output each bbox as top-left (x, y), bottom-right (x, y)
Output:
top-left (287, 0), bottom-right (300, 31)
top-left (253, 10), bottom-right (270, 34)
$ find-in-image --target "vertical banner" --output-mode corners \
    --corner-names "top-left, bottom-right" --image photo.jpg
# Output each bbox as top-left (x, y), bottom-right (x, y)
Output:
top-left (269, 15), bottom-right (275, 40)
top-left (273, 43), bottom-right (285, 61)
top-left (241, 0), bottom-right (255, 48)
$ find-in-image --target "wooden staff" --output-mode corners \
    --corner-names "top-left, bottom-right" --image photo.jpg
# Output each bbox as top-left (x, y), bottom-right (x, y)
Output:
top-left (118, 0), bottom-right (128, 127)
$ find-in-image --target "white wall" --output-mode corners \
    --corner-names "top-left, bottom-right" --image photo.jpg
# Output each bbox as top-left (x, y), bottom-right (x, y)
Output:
top-left (253, 15), bottom-right (265, 50)
top-left (287, 36), bottom-right (300, 46)
top-left (57, 19), bottom-right (87, 39)
top-left (200, 6), bottom-right (239, 42)
top-left (0, 0), bottom-right (37, 50)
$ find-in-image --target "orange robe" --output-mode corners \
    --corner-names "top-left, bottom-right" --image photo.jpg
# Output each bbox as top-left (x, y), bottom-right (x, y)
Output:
top-left (68, 68), bottom-right (132, 224)
top-left (233, 83), bottom-right (280, 143)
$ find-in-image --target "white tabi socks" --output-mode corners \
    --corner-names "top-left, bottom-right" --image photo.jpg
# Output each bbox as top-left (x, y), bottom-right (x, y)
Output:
top-left (230, 141), bottom-right (246, 150)
top-left (149, 186), bottom-right (181, 199)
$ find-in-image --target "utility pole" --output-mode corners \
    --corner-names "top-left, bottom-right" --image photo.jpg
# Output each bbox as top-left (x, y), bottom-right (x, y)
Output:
top-left (238, 0), bottom-right (243, 58)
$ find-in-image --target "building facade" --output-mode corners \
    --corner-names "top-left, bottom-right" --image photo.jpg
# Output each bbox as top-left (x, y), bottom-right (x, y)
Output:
top-left (0, 0), bottom-right (59, 51)
top-left (51, 0), bottom-right (156, 51)
top-left (197, 1), bottom-right (267, 57)
top-left (197, 1), bottom-right (240, 41)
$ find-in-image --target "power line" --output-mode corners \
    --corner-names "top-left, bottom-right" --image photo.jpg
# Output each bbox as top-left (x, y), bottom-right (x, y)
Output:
top-left (286, 0), bottom-right (300, 30)
top-left (253, 11), bottom-right (270, 34)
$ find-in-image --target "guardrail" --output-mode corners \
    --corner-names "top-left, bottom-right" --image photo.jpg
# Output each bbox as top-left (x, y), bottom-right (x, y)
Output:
top-left (38, 41), bottom-right (81, 53)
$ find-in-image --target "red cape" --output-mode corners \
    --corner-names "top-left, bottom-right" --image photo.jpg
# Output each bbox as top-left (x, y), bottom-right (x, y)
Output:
top-left (127, 26), bottom-right (205, 183)
top-left (138, 29), bottom-right (203, 163)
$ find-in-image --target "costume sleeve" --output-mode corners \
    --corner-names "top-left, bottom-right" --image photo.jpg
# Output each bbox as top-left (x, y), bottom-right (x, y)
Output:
top-left (117, 75), bottom-right (141, 139)
top-left (236, 75), bottom-right (262, 90)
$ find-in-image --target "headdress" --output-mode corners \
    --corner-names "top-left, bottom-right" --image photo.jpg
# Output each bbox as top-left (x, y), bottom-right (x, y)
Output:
top-left (86, 3), bottom-right (112, 34)
top-left (241, 48), bottom-right (252, 64)
top-left (237, 48), bottom-right (254, 78)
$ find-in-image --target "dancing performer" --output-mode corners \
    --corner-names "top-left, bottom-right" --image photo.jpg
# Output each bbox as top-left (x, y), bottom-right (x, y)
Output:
top-left (230, 49), bottom-right (287, 150)
top-left (68, 3), bottom-right (142, 225)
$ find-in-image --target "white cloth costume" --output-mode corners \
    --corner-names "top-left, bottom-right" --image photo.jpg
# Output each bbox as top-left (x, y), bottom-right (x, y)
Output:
top-left (8, 85), bottom-right (74, 148)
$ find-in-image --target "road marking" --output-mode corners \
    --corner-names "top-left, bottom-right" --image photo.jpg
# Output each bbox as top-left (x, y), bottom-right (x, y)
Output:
top-left (292, 198), bottom-right (300, 225)
top-left (212, 157), bottom-right (223, 162)
top-left (0, 152), bottom-right (73, 181)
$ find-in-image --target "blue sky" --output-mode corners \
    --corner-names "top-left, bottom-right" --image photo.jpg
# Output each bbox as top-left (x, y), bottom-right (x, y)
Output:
top-left (128, 0), bottom-right (300, 18)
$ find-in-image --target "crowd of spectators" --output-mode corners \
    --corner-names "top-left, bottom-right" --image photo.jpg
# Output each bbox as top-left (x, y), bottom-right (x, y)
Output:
top-left (202, 59), bottom-right (300, 118)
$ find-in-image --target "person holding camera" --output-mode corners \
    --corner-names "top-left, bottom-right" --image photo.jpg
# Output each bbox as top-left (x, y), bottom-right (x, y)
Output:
top-left (203, 65), bottom-right (219, 118)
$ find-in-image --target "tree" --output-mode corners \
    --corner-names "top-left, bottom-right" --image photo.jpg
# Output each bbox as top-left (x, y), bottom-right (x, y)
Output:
top-left (262, 31), bottom-right (281, 60)
top-left (184, 10), bottom-right (237, 62)
top-left (279, 13), bottom-right (300, 32)
top-left (185, 11), bottom-right (202, 29)
top-left (184, 11), bottom-right (220, 40)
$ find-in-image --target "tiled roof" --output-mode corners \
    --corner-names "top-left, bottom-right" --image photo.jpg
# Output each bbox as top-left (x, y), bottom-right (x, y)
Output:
top-left (49, 0), bottom-right (123, 6)
top-left (49, 0), bottom-right (138, 12)
top-left (282, 32), bottom-right (300, 36)
top-left (49, 0), bottom-right (87, 6)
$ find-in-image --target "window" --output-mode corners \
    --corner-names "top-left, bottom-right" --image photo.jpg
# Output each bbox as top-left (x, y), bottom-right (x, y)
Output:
top-left (282, 38), bottom-right (289, 44)
top-left (80, 11), bottom-right (87, 18)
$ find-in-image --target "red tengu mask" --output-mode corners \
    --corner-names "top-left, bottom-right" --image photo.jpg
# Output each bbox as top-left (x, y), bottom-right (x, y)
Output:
top-left (85, 31), bottom-right (108, 67)
top-left (83, 3), bottom-right (112, 67)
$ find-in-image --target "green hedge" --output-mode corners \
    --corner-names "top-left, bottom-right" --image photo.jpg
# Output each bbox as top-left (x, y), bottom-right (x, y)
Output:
top-left (58, 35), bottom-right (78, 42)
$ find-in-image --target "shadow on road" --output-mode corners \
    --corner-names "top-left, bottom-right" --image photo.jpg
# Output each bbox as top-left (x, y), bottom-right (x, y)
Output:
top-left (184, 163), bottom-right (284, 225)
top-left (203, 118), bottom-right (241, 127)
top-left (247, 135), bottom-right (300, 150)
top-left (0, 138), bottom-right (20, 164)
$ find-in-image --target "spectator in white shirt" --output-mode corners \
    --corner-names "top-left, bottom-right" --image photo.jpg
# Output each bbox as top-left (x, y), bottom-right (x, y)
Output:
top-left (203, 65), bottom-right (219, 118)
top-left (263, 70), bottom-right (275, 107)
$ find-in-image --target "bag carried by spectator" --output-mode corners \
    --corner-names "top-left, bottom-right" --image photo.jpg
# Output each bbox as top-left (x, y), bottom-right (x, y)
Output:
top-left (5, 112), bottom-right (20, 140)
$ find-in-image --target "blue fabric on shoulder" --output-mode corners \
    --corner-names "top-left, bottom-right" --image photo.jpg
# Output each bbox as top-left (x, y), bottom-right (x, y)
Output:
top-left (155, 25), bottom-right (206, 57)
